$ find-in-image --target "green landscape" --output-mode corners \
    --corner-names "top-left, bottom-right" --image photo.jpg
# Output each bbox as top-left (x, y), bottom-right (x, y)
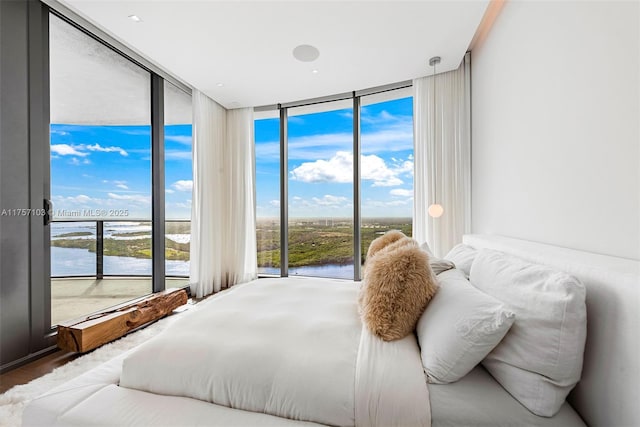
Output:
top-left (51, 221), bottom-right (191, 261)
top-left (52, 218), bottom-right (412, 268)
top-left (257, 218), bottom-right (412, 268)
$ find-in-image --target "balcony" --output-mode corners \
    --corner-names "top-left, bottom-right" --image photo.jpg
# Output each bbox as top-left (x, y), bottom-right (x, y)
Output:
top-left (51, 219), bottom-right (190, 326)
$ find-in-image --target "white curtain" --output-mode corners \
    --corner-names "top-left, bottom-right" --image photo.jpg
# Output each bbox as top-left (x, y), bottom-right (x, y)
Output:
top-left (190, 90), bottom-right (257, 298)
top-left (413, 53), bottom-right (471, 257)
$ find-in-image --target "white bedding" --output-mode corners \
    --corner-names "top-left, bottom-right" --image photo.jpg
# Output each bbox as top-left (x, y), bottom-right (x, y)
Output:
top-left (23, 356), bottom-right (583, 427)
top-left (429, 365), bottom-right (585, 427)
top-left (23, 274), bottom-right (589, 427)
top-left (119, 277), bottom-right (430, 427)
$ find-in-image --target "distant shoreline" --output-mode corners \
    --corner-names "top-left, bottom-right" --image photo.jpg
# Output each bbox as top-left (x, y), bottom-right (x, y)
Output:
top-left (50, 219), bottom-right (412, 266)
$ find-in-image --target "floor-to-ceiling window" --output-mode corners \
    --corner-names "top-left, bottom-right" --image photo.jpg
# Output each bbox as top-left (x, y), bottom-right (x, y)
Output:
top-left (164, 81), bottom-right (192, 286)
top-left (254, 88), bottom-right (412, 280)
top-left (49, 14), bottom-right (153, 324)
top-left (255, 110), bottom-right (281, 275)
top-left (287, 100), bottom-right (354, 279)
top-left (48, 13), bottom-right (171, 325)
top-left (360, 93), bottom-right (414, 263)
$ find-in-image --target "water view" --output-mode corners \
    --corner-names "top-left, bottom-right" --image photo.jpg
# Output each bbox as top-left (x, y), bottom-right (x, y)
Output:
top-left (51, 218), bottom-right (411, 280)
top-left (51, 221), bottom-right (190, 277)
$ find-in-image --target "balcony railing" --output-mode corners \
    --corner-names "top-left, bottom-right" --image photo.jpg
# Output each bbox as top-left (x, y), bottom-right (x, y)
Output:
top-left (50, 218), bottom-right (190, 279)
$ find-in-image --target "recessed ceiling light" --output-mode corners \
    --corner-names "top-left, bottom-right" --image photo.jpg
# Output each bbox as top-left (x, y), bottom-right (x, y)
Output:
top-left (128, 15), bottom-right (142, 22)
top-left (293, 44), bottom-right (320, 62)
top-left (216, 83), bottom-right (224, 87)
top-left (312, 69), bottom-right (319, 74)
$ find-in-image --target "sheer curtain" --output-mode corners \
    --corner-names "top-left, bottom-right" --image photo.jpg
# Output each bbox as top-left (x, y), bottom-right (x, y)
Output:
top-left (413, 53), bottom-right (471, 257)
top-left (190, 90), bottom-right (256, 298)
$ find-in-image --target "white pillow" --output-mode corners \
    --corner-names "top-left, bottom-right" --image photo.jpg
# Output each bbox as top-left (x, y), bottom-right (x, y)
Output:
top-left (419, 241), bottom-right (435, 256)
top-left (420, 242), bottom-right (455, 275)
top-left (444, 244), bottom-right (477, 277)
top-left (416, 269), bottom-right (515, 384)
top-left (469, 249), bottom-right (587, 417)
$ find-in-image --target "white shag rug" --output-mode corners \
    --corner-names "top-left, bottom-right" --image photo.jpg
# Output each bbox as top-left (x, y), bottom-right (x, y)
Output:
top-left (0, 312), bottom-right (178, 427)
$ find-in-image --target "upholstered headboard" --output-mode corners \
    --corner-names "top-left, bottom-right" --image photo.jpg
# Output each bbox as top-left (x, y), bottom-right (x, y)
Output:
top-left (462, 234), bottom-right (640, 427)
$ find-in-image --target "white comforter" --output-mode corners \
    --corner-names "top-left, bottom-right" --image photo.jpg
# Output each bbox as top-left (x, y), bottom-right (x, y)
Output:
top-left (119, 277), bottom-right (430, 427)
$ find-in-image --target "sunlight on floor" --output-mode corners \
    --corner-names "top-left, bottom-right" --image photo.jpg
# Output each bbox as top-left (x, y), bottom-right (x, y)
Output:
top-left (51, 277), bottom-right (189, 326)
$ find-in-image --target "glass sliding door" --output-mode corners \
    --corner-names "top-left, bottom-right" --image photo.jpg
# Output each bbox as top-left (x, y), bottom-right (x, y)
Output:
top-left (255, 111), bottom-right (281, 275)
top-left (49, 14), bottom-right (152, 325)
top-left (164, 81), bottom-right (192, 286)
top-left (287, 100), bottom-right (354, 279)
top-left (360, 91), bottom-right (414, 264)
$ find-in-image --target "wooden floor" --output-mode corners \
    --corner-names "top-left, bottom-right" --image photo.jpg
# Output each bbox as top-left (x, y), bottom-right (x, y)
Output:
top-left (0, 349), bottom-right (79, 394)
top-left (1, 277), bottom-right (189, 394)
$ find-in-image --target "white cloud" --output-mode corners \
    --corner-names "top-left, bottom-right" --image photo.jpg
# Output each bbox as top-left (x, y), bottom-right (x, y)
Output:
top-left (390, 188), bottom-right (413, 197)
top-left (51, 144), bottom-right (88, 157)
top-left (311, 195), bottom-right (348, 207)
top-left (289, 133), bottom-right (354, 159)
top-left (52, 193), bottom-right (152, 218)
top-left (171, 180), bottom-right (193, 192)
top-left (290, 151), bottom-right (410, 187)
top-left (362, 154), bottom-right (404, 187)
top-left (269, 200), bottom-right (280, 208)
top-left (165, 150), bottom-right (191, 160)
top-left (83, 143), bottom-right (128, 156)
top-left (165, 135), bottom-right (192, 145)
top-left (51, 143), bottom-right (129, 158)
top-left (288, 194), bottom-right (352, 217)
top-left (73, 194), bottom-right (92, 204)
top-left (364, 198), bottom-right (412, 208)
top-left (360, 128), bottom-right (413, 154)
top-left (52, 194), bottom-right (96, 207)
top-left (395, 160), bottom-right (413, 174)
top-left (290, 151), bottom-right (352, 184)
top-left (101, 180), bottom-right (129, 190)
top-left (360, 109), bottom-right (409, 126)
top-left (165, 189), bottom-right (175, 194)
top-left (255, 127), bottom-right (412, 162)
top-left (255, 107), bottom-right (413, 162)
top-left (173, 201), bottom-right (192, 209)
top-left (107, 193), bottom-right (151, 204)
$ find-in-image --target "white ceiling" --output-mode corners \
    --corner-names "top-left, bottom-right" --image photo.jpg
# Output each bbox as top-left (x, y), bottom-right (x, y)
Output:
top-left (59, 0), bottom-right (489, 109)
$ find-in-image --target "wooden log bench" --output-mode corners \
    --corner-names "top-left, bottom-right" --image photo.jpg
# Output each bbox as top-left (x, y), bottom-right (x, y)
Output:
top-left (57, 288), bottom-right (188, 353)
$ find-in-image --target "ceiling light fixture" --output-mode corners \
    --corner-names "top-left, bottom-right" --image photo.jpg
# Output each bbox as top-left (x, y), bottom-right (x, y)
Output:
top-left (293, 44), bottom-right (320, 62)
top-left (128, 15), bottom-right (142, 22)
top-left (312, 69), bottom-right (319, 74)
top-left (216, 83), bottom-right (224, 87)
top-left (428, 56), bottom-right (444, 219)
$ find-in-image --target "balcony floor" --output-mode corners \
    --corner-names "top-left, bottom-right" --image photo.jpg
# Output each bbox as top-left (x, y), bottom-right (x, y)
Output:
top-left (51, 277), bottom-right (189, 326)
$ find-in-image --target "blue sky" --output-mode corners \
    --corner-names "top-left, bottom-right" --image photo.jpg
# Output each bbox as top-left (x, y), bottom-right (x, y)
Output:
top-left (51, 96), bottom-right (412, 221)
top-left (50, 124), bottom-right (192, 220)
top-left (256, 96), bottom-right (413, 219)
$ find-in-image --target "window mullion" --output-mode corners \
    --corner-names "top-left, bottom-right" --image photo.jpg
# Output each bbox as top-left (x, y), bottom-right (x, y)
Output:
top-left (353, 95), bottom-right (362, 281)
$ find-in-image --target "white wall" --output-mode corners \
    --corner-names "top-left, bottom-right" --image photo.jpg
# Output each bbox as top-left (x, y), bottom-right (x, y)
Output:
top-left (471, 0), bottom-right (639, 260)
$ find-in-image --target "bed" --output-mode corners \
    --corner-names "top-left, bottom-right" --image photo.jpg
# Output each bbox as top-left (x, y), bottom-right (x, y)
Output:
top-left (22, 234), bottom-right (639, 426)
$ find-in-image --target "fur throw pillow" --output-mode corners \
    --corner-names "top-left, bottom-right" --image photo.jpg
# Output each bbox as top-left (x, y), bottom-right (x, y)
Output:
top-left (360, 231), bottom-right (438, 341)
